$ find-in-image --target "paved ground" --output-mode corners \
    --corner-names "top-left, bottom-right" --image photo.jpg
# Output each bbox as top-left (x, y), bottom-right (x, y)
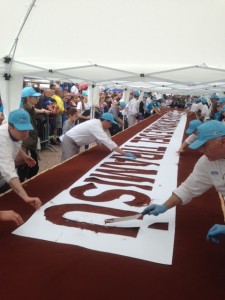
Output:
top-left (38, 144), bottom-right (90, 173)
top-left (38, 144), bottom-right (62, 173)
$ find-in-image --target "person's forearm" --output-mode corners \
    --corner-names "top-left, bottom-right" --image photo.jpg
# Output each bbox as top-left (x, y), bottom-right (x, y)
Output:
top-left (18, 148), bottom-right (29, 160)
top-left (9, 177), bottom-right (28, 200)
top-left (164, 193), bottom-right (182, 209)
top-left (115, 117), bottom-right (124, 126)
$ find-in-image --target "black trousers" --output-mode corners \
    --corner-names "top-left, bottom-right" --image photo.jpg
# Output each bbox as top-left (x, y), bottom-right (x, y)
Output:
top-left (17, 149), bottom-right (39, 182)
top-left (109, 124), bottom-right (122, 136)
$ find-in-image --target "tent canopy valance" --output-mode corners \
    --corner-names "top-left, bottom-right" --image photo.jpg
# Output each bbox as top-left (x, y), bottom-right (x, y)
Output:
top-left (0, 0), bottom-right (225, 115)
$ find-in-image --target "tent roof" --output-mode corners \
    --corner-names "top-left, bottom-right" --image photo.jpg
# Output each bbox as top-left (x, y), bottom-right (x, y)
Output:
top-left (1, 0), bottom-right (225, 95)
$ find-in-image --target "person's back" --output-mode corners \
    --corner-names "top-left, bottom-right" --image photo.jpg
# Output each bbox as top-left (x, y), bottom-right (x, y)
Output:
top-left (61, 113), bottom-right (136, 162)
top-left (190, 101), bottom-right (199, 112)
top-left (61, 117), bottom-right (113, 161)
top-left (66, 118), bottom-right (104, 145)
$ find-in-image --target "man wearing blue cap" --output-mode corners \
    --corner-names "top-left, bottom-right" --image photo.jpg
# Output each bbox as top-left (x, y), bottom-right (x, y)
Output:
top-left (19, 86), bottom-right (42, 182)
top-left (143, 120), bottom-right (225, 244)
top-left (108, 101), bottom-right (126, 136)
top-left (0, 109), bottom-right (41, 226)
top-left (61, 112), bottom-right (136, 161)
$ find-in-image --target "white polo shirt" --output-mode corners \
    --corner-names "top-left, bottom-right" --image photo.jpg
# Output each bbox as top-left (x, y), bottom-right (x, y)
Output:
top-left (65, 118), bottom-right (117, 151)
top-left (174, 155), bottom-right (225, 204)
top-left (0, 123), bottom-right (21, 182)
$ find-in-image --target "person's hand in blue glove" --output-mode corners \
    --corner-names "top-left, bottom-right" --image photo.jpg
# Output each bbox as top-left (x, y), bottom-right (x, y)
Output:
top-left (206, 224), bottom-right (225, 244)
top-left (124, 152), bottom-right (136, 159)
top-left (142, 204), bottom-right (168, 216)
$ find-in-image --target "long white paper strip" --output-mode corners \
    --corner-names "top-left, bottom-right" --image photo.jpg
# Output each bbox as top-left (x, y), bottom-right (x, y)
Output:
top-left (13, 112), bottom-right (187, 265)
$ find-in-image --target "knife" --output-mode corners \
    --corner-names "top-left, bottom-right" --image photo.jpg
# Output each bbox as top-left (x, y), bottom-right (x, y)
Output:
top-left (105, 212), bottom-right (144, 224)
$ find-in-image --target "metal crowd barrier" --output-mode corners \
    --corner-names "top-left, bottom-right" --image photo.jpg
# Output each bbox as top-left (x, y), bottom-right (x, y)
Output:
top-left (38, 114), bottom-right (57, 152)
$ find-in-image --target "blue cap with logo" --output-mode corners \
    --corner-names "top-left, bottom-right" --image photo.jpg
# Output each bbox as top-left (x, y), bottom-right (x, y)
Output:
top-left (8, 109), bottom-right (33, 131)
top-left (22, 87), bottom-right (41, 98)
top-left (186, 119), bottom-right (202, 134)
top-left (100, 112), bottom-right (117, 124)
top-left (189, 120), bottom-right (225, 149)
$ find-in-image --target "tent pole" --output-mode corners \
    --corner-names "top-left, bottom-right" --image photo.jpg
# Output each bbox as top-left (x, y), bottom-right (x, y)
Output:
top-left (5, 0), bottom-right (37, 78)
top-left (9, 0), bottom-right (37, 57)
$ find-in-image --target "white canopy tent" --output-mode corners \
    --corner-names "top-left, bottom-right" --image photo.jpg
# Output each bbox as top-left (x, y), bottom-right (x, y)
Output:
top-left (0, 0), bottom-right (225, 116)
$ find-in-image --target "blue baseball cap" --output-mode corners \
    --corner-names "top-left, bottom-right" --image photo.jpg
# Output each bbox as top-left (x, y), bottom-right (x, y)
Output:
top-left (200, 96), bottom-right (208, 104)
top-left (218, 96), bottom-right (225, 104)
top-left (100, 112), bottom-right (117, 124)
top-left (22, 87), bottom-right (41, 97)
top-left (8, 109), bottom-right (33, 131)
top-left (186, 119), bottom-right (202, 134)
top-left (210, 93), bottom-right (219, 100)
top-left (134, 91), bottom-right (140, 97)
top-left (82, 90), bottom-right (88, 96)
top-left (189, 120), bottom-right (225, 149)
top-left (118, 101), bottom-right (126, 108)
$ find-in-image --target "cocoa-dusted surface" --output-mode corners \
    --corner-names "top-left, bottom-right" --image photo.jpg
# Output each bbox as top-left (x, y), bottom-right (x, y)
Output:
top-left (0, 113), bottom-right (224, 300)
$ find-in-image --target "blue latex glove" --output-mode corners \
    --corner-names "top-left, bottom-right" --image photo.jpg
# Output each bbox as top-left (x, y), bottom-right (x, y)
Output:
top-left (206, 224), bottom-right (225, 244)
top-left (124, 152), bottom-right (136, 159)
top-left (142, 204), bottom-right (168, 216)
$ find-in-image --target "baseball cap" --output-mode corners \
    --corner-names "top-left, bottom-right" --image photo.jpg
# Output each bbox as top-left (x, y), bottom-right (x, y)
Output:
top-left (134, 91), bottom-right (140, 97)
top-left (118, 101), bottom-right (126, 108)
top-left (218, 96), bottom-right (225, 104)
top-left (82, 90), bottom-right (88, 96)
top-left (189, 120), bottom-right (225, 149)
top-left (8, 109), bottom-right (33, 131)
top-left (186, 119), bottom-right (202, 134)
top-left (210, 93), bottom-right (219, 100)
top-left (21, 87), bottom-right (41, 98)
top-left (100, 112), bottom-right (117, 124)
top-left (200, 96), bottom-right (208, 104)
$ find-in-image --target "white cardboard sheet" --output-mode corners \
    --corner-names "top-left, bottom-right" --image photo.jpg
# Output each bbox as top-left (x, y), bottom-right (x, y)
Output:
top-left (13, 112), bottom-right (187, 265)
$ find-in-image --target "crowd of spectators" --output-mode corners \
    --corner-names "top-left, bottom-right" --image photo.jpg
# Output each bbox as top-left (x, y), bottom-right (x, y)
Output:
top-left (1, 83), bottom-right (225, 142)
top-left (0, 82), bottom-right (225, 178)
